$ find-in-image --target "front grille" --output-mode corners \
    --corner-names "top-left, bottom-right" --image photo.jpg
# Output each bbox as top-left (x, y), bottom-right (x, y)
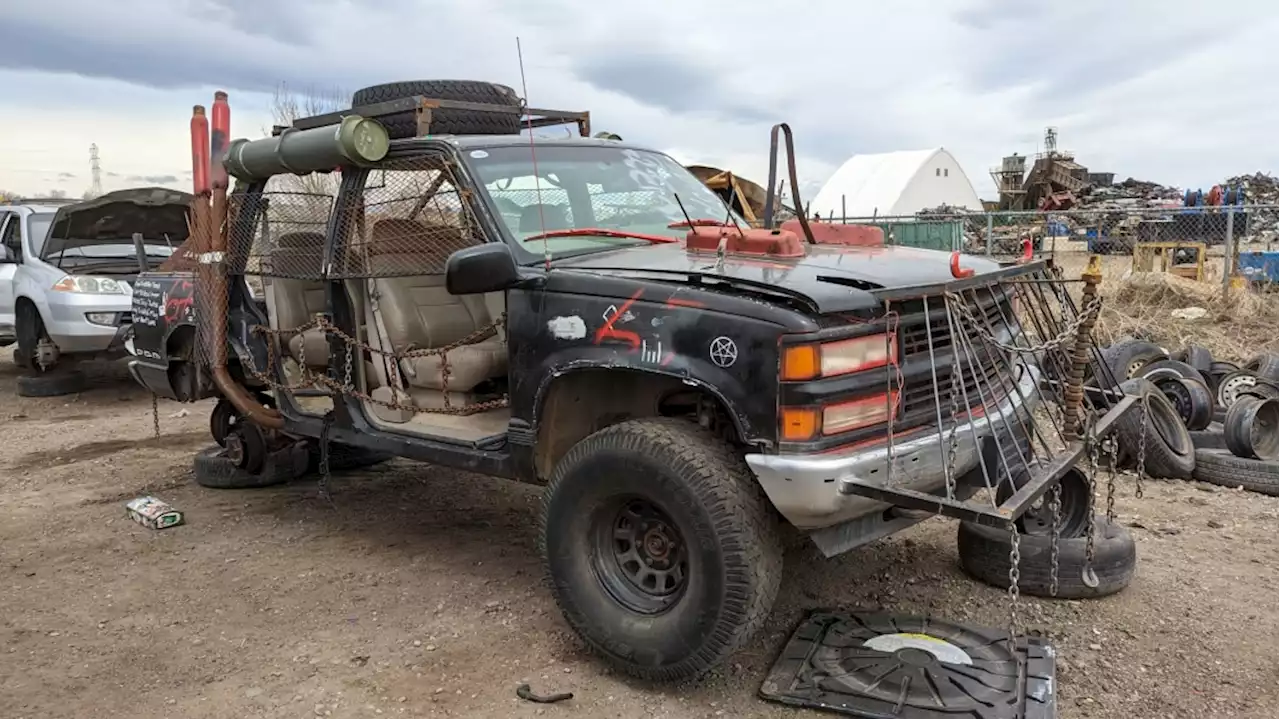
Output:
top-left (820, 287), bottom-right (1018, 435)
top-left (119, 312), bottom-right (133, 325)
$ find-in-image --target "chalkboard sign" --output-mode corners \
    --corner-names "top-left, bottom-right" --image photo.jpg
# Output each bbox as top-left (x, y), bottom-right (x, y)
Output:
top-left (132, 277), bottom-right (164, 327)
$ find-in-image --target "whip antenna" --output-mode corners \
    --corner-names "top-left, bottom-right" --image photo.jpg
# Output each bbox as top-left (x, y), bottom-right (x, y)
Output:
top-left (516, 37), bottom-right (552, 271)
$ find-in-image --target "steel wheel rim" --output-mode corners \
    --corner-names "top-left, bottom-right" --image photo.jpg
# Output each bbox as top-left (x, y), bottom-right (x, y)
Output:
top-left (590, 497), bottom-right (689, 615)
top-left (1220, 373), bottom-right (1257, 407)
top-left (1018, 467), bottom-right (1091, 539)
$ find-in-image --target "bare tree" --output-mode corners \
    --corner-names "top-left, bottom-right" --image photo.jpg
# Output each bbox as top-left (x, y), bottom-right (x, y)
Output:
top-left (266, 82), bottom-right (349, 200)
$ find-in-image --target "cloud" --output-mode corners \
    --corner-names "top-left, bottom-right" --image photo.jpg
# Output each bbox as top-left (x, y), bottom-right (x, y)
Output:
top-left (0, 0), bottom-right (1274, 201)
top-left (127, 174), bottom-right (179, 185)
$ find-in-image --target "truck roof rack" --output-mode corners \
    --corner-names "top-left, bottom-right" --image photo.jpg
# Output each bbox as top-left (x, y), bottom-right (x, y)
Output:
top-left (272, 95), bottom-right (591, 139)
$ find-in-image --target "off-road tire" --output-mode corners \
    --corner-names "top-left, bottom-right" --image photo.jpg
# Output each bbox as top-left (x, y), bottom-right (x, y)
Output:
top-left (1191, 448), bottom-right (1279, 496)
top-left (306, 442), bottom-right (394, 473)
top-left (15, 302), bottom-right (56, 375)
top-left (350, 80), bottom-right (523, 140)
top-left (1114, 378), bottom-right (1195, 479)
top-left (192, 443), bottom-right (310, 489)
top-left (539, 417), bottom-right (783, 682)
top-left (16, 369), bottom-right (86, 397)
top-left (1101, 340), bottom-right (1166, 382)
top-left (957, 516), bottom-right (1137, 599)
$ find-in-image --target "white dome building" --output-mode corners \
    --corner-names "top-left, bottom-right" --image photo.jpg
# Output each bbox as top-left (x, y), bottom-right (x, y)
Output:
top-left (811, 147), bottom-right (983, 219)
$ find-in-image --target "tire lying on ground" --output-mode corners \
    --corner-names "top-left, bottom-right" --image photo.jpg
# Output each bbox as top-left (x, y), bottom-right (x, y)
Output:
top-left (1223, 396), bottom-right (1279, 461)
top-left (16, 369), bottom-right (87, 398)
top-left (192, 443), bottom-right (311, 489)
top-left (1188, 428), bottom-right (1228, 450)
top-left (957, 515), bottom-right (1137, 599)
top-left (1137, 358), bottom-right (1203, 384)
top-left (1243, 352), bottom-right (1280, 383)
top-left (1101, 339), bottom-right (1167, 383)
top-left (1151, 375), bottom-right (1214, 431)
top-left (1184, 344), bottom-right (1214, 376)
top-left (540, 418), bottom-right (783, 682)
top-left (1191, 448), bottom-right (1280, 496)
top-left (349, 80), bottom-right (523, 140)
top-left (1113, 378), bottom-right (1196, 479)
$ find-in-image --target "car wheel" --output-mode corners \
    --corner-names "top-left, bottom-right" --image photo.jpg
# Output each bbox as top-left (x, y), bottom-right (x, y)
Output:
top-left (15, 302), bottom-right (57, 374)
top-left (540, 417), bottom-right (783, 682)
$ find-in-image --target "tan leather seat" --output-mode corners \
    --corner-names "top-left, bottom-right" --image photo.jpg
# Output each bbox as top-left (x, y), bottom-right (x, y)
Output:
top-left (266, 232), bottom-right (329, 368)
top-left (364, 218), bottom-right (506, 395)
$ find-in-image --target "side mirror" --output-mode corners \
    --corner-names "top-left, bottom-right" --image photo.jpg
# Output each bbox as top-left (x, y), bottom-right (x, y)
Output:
top-left (446, 242), bottom-right (520, 295)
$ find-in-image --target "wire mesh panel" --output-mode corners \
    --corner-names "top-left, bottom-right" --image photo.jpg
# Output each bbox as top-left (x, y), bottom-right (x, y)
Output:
top-left (331, 155), bottom-right (484, 279)
top-left (226, 189), bottom-right (335, 280)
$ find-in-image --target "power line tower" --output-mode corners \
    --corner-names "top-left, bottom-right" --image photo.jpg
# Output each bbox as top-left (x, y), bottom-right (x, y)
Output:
top-left (88, 144), bottom-right (103, 198)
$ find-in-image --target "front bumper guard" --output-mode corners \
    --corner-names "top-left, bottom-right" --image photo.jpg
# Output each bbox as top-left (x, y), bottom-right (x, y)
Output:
top-left (746, 366), bottom-right (1138, 530)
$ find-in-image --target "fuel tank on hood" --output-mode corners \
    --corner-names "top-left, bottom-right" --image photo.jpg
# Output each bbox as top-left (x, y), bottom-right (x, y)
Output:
top-left (550, 242), bottom-right (1001, 314)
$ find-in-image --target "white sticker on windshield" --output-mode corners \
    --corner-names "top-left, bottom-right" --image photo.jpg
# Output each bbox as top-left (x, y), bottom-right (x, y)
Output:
top-left (469, 150), bottom-right (489, 159)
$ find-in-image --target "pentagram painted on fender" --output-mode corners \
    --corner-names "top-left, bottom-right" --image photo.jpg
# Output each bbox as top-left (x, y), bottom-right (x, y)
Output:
top-left (709, 336), bottom-right (738, 368)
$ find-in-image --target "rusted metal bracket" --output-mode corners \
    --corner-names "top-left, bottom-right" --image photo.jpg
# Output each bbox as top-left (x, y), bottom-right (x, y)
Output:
top-left (836, 389), bottom-right (1136, 527)
top-left (275, 96), bottom-right (591, 138)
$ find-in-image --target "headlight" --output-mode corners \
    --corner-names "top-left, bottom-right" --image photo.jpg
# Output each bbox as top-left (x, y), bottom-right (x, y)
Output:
top-left (780, 391), bottom-right (900, 441)
top-left (781, 333), bottom-right (896, 381)
top-left (52, 276), bottom-right (125, 294)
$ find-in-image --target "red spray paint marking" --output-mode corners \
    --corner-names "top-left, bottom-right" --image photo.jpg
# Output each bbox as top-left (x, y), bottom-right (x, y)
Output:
top-left (593, 288), bottom-right (644, 350)
top-left (665, 297), bottom-right (704, 308)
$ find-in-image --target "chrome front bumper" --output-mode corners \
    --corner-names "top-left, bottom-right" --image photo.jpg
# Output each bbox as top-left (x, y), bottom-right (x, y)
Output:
top-left (745, 364), bottom-right (1042, 530)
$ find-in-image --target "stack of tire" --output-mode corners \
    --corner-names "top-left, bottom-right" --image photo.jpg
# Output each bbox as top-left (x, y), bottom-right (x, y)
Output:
top-left (1099, 338), bottom-right (1278, 495)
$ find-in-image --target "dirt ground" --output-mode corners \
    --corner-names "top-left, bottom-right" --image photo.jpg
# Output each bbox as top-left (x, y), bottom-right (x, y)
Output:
top-left (1, 357), bottom-right (1277, 719)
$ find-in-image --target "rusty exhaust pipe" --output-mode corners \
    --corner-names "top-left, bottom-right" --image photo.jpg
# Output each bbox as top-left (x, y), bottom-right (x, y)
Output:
top-left (201, 92), bottom-right (284, 429)
top-left (761, 123), bottom-right (816, 244)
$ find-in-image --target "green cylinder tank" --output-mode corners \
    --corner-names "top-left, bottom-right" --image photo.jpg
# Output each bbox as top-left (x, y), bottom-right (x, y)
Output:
top-left (223, 115), bottom-right (390, 181)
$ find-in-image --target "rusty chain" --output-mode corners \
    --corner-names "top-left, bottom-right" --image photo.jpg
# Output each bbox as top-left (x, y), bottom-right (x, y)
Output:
top-left (1006, 518), bottom-right (1021, 652)
top-left (1134, 397), bottom-right (1150, 499)
top-left (1048, 482), bottom-right (1062, 597)
top-left (1081, 417), bottom-right (1101, 589)
top-left (243, 314), bottom-right (510, 417)
top-left (948, 292), bottom-right (1102, 356)
top-left (151, 393), bottom-right (160, 438)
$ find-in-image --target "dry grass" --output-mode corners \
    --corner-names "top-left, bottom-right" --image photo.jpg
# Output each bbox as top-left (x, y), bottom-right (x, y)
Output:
top-left (1052, 251), bottom-right (1278, 363)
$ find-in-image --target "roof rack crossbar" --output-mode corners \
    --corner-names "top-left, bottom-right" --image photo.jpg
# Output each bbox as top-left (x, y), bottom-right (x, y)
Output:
top-left (273, 96), bottom-right (591, 138)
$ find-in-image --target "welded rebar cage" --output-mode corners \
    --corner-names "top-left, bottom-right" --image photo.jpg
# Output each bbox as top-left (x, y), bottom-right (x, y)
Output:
top-left (835, 258), bottom-right (1135, 527)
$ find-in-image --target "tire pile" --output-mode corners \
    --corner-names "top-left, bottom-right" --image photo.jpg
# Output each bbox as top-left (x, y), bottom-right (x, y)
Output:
top-left (1100, 338), bottom-right (1279, 496)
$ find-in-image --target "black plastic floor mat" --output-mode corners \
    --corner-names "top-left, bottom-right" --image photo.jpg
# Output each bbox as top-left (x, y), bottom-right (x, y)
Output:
top-left (759, 609), bottom-right (1056, 718)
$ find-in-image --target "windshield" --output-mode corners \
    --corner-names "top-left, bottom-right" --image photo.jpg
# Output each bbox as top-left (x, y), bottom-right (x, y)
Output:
top-left (464, 144), bottom-right (743, 261)
top-left (27, 213), bottom-right (55, 255)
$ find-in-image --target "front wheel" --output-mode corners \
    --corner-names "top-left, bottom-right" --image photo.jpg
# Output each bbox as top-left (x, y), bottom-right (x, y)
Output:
top-left (540, 418), bottom-right (783, 682)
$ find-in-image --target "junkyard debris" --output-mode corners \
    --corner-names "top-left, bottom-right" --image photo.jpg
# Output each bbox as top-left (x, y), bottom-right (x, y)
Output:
top-left (125, 496), bottom-right (184, 530)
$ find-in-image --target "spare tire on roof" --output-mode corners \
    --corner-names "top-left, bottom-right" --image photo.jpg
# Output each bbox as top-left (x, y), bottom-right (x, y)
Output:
top-left (350, 80), bottom-right (524, 140)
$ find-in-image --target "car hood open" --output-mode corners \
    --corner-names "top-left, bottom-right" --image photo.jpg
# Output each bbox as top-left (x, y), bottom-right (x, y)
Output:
top-left (40, 187), bottom-right (194, 260)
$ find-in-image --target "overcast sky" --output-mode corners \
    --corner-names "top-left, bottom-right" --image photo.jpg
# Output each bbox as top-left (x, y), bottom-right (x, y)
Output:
top-left (0, 0), bottom-right (1276, 202)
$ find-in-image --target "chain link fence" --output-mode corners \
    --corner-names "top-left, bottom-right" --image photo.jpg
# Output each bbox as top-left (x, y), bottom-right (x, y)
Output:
top-left (822, 204), bottom-right (1279, 293)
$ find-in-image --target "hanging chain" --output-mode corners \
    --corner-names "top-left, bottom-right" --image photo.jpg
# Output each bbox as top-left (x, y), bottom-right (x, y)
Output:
top-left (317, 410), bottom-right (335, 505)
top-left (1081, 420), bottom-right (1101, 588)
top-left (151, 393), bottom-right (160, 438)
top-left (1048, 482), bottom-right (1062, 597)
top-left (1134, 398), bottom-right (1150, 499)
top-left (243, 313), bottom-right (509, 417)
top-left (1006, 519), bottom-right (1021, 651)
top-left (1105, 434), bottom-right (1119, 522)
top-left (943, 302), bottom-right (964, 498)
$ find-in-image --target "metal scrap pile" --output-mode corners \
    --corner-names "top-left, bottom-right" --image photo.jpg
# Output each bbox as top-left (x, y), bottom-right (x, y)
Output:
top-left (1224, 172), bottom-right (1279, 205)
top-left (1075, 177), bottom-right (1183, 210)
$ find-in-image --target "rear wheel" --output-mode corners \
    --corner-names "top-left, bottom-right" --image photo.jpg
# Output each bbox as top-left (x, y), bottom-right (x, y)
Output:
top-left (540, 418), bottom-right (783, 682)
